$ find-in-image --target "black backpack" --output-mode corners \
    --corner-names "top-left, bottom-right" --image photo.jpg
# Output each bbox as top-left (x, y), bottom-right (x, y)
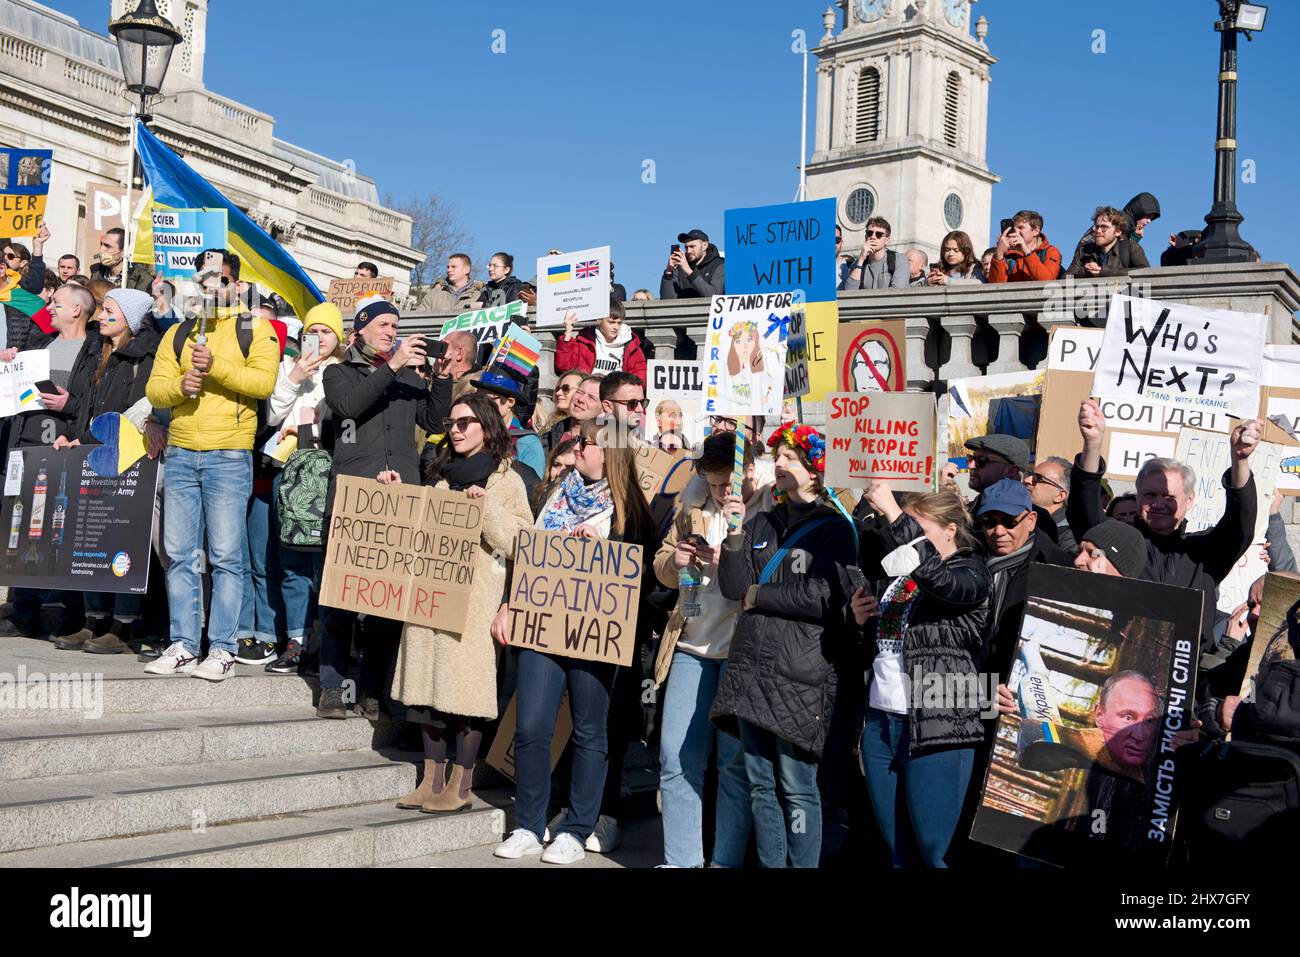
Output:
top-left (171, 314), bottom-right (276, 452)
top-left (1171, 739), bottom-right (1300, 865)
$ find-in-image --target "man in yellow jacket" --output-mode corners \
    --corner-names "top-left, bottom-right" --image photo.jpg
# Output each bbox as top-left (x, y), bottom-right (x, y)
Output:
top-left (142, 269), bottom-right (280, 682)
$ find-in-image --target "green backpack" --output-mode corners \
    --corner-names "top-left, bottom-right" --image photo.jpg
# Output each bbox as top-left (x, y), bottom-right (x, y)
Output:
top-left (277, 449), bottom-right (332, 550)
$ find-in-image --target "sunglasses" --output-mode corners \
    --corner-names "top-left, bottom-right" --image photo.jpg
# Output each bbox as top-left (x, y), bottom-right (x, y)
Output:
top-left (3, 252), bottom-right (21, 262)
top-left (866, 229), bottom-right (888, 239)
top-left (608, 397), bottom-right (646, 411)
top-left (971, 455), bottom-right (1010, 470)
top-left (441, 416), bottom-right (480, 434)
top-left (978, 510), bottom-right (1031, 531)
top-left (555, 384), bottom-right (575, 394)
top-left (1029, 472), bottom-right (1065, 492)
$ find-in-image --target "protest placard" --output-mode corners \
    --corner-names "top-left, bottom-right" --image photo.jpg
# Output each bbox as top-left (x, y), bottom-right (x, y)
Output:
top-left (485, 691), bottom-right (573, 783)
top-left (152, 208), bottom-right (229, 278)
top-left (633, 444), bottom-right (686, 503)
top-left (946, 369), bottom-right (1043, 467)
top-left (647, 360), bottom-right (706, 448)
top-left (836, 319), bottom-right (907, 392)
top-left (319, 477), bottom-right (484, 632)
top-left (1093, 294), bottom-right (1266, 421)
top-left (825, 392), bottom-right (935, 491)
top-left (507, 528), bottom-right (643, 667)
top-left (1100, 429), bottom-right (1178, 482)
top-left (535, 245), bottom-right (610, 328)
top-left (724, 199), bottom-right (838, 401)
top-left (0, 446), bottom-right (160, 594)
top-left (1034, 327), bottom-right (1102, 465)
top-left (703, 294), bottom-right (790, 417)
top-left (0, 148), bottom-right (51, 237)
top-left (1261, 345), bottom-right (1300, 495)
top-left (438, 300), bottom-right (526, 345)
top-left (970, 565), bottom-right (1203, 867)
top-left (0, 351), bottom-right (49, 418)
top-left (1237, 572), bottom-right (1300, 703)
top-left (784, 299), bottom-right (810, 399)
top-left (1174, 427), bottom-right (1289, 612)
top-left (327, 277), bottom-right (395, 314)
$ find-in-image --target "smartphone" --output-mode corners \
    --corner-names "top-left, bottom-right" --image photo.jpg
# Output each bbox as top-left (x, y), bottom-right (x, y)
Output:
top-left (999, 218), bottom-right (1015, 236)
top-left (846, 565), bottom-right (869, 595)
top-left (929, 262), bottom-right (943, 273)
top-left (424, 339), bottom-right (448, 361)
top-left (201, 250), bottom-right (222, 276)
top-left (33, 379), bottom-right (58, 394)
top-left (684, 533), bottom-right (709, 550)
top-left (670, 243), bottom-right (681, 254)
top-left (301, 333), bottom-right (320, 359)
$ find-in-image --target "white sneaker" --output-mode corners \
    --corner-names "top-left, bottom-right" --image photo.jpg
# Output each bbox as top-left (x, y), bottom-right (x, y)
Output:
top-left (540, 832), bottom-right (586, 865)
top-left (493, 828), bottom-right (544, 860)
top-left (192, 649), bottom-right (236, 682)
top-left (543, 808), bottom-right (568, 843)
top-left (143, 641), bottom-right (199, 675)
top-left (585, 815), bottom-right (621, 853)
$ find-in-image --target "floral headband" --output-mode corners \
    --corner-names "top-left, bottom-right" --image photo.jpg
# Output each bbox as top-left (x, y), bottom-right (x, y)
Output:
top-left (767, 421), bottom-right (826, 473)
top-left (729, 321), bottom-right (760, 340)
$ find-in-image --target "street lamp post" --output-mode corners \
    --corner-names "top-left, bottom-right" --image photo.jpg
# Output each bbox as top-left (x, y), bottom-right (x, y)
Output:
top-left (109, 0), bottom-right (183, 191)
top-left (1197, 1), bottom-right (1268, 264)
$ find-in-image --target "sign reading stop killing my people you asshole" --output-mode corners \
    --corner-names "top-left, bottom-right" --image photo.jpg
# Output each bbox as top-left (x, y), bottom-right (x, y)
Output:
top-left (825, 391), bottom-right (936, 491)
top-left (319, 476), bottom-right (483, 632)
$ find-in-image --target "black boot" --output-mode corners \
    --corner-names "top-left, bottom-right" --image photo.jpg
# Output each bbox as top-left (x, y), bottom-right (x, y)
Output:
top-left (317, 687), bottom-right (348, 719)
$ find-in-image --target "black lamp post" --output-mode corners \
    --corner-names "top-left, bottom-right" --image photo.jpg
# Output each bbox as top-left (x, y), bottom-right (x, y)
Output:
top-left (1196, 1), bottom-right (1268, 264)
top-left (109, 0), bottom-right (183, 190)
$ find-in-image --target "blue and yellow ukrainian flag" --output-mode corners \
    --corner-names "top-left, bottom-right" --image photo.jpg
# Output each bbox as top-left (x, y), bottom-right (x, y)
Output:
top-left (133, 121), bottom-right (324, 319)
top-left (547, 264), bottom-right (572, 283)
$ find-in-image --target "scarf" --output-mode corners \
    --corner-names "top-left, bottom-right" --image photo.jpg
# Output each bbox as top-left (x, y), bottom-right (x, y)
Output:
top-left (441, 452), bottom-right (499, 492)
top-left (541, 468), bottom-right (613, 533)
top-left (357, 340), bottom-right (392, 369)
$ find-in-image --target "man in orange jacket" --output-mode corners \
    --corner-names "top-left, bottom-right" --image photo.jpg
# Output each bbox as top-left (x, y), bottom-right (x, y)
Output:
top-left (987, 210), bottom-right (1061, 283)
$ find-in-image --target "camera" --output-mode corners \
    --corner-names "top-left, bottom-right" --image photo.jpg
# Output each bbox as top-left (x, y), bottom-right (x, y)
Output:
top-left (1000, 218), bottom-right (1015, 236)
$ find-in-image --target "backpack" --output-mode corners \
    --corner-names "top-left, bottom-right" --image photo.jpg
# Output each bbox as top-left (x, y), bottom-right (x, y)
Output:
top-left (1171, 739), bottom-right (1300, 865)
top-left (277, 448), bottom-right (333, 550)
top-left (171, 315), bottom-right (276, 452)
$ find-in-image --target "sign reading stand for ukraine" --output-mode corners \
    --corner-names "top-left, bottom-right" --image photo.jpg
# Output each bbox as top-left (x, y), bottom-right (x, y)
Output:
top-left (535, 245), bottom-right (610, 328)
top-left (723, 199), bottom-right (839, 401)
top-left (152, 209), bottom-right (228, 278)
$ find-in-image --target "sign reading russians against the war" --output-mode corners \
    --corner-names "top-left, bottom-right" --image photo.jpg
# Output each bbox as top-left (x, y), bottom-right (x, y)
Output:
top-left (319, 476), bottom-right (483, 632)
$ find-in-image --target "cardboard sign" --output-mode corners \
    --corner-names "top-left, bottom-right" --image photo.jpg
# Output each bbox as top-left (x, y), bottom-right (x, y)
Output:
top-left (946, 369), bottom-right (1044, 467)
top-left (1238, 572), bottom-right (1300, 704)
top-left (438, 300), bottom-right (525, 345)
top-left (784, 299), bottom-right (810, 399)
top-left (1094, 294), bottom-right (1266, 421)
top-left (825, 392), bottom-right (935, 491)
top-left (152, 208), bottom-right (229, 278)
top-left (319, 477), bottom-right (484, 631)
top-left (1261, 345), bottom-right (1300, 496)
top-left (647, 360), bottom-right (706, 448)
top-left (485, 691), bottom-right (573, 783)
top-left (0, 148), bottom-right (51, 237)
top-left (1099, 429), bottom-right (1178, 482)
top-left (836, 319), bottom-right (907, 392)
top-left (703, 293), bottom-right (790, 417)
top-left (970, 565), bottom-right (1204, 867)
top-left (634, 444), bottom-right (687, 503)
top-left (507, 528), bottom-right (643, 667)
top-left (0, 350), bottom-right (50, 417)
top-left (535, 245), bottom-right (610, 328)
top-left (328, 277), bottom-right (395, 314)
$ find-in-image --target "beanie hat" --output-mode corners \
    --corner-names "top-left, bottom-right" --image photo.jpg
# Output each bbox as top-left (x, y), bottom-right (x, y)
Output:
top-left (303, 301), bottom-right (344, 346)
top-left (105, 287), bottom-right (154, 335)
top-left (354, 297), bottom-right (398, 332)
top-left (1081, 520), bottom-right (1148, 579)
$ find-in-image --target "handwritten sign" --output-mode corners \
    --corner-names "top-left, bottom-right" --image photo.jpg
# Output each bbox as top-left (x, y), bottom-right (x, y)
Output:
top-left (836, 319), bottom-right (907, 392)
top-left (825, 392), bottom-right (935, 491)
top-left (0, 350), bottom-right (50, 417)
top-left (507, 528), bottom-right (643, 667)
top-left (328, 277), bottom-right (395, 314)
top-left (1094, 294), bottom-right (1266, 420)
top-left (0, 148), bottom-right (51, 237)
top-left (647, 360), bottom-right (705, 448)
top-left (704, 294), bottom-right (790, 417)
top-left (724, 199), bottom-right (836, 302)
top-left (784, 300), bottom-right (810, 399)
top-left (535, 245), bottom-right (610, 328)
top-left (152, 208), bottom-right (228, 278)
top-left (634, 444), bottom-right (687, 503)
top-left (319, 477), bottom-right (483, 631)
top-left (438, 300), bottom-right (525, 345)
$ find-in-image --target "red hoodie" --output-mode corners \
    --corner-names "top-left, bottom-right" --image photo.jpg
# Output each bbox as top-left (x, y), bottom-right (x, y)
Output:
top-left (554, 325), bottom-right (647, 383)
top-left (987, 235), bottom-right (1062, 283)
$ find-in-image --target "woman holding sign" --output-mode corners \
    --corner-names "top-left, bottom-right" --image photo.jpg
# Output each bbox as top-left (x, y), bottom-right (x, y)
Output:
top-left (386, 392), bottom-right (533, 814)
top-left (710, 424), bottom-right (862, 868)
top-left (491, 416), bottom-right (656, 864)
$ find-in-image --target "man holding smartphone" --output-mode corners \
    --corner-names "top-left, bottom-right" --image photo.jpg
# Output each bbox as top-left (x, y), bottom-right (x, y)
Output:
top-left (660, 228), bottom-right (726, 300)
top-left (986, 210), bottom-right (1062, 283)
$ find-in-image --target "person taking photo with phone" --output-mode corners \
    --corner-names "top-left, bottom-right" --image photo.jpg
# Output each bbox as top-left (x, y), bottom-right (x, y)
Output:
top-left (660, 229), bottom-right (726, 300)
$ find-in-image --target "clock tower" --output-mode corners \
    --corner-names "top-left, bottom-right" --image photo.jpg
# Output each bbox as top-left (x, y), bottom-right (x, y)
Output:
top-left (807, 0), bottom-right (998, 262)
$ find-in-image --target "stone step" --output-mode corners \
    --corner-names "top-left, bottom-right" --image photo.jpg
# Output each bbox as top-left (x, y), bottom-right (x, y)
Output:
top-left (0, 705), bottom-right (409, 781)
top-left (0, 748), bottom-right (423, 854)
top-left (0, 797), bottom-right (505, 868)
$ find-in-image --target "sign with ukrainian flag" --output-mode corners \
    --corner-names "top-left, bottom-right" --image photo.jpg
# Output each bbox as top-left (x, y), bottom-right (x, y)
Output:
top-left (535, 244), bottom-right (610, 328)
top-left (0, 350), bottom-right (51, 417)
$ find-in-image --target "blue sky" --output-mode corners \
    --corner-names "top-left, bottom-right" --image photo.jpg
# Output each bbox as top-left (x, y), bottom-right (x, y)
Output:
top-left (58, 0), bottom-right (1298, 288)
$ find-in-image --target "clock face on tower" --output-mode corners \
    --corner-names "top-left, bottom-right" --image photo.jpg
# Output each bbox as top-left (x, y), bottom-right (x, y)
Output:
top-left (943, 0), bottom-right (968, 27)
top-left (855, 0), bottom-right (891, 24)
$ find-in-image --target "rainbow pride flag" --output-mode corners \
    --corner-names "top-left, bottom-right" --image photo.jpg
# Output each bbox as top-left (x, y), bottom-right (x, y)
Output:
top-left (491, 324), bottom-right (542, 378)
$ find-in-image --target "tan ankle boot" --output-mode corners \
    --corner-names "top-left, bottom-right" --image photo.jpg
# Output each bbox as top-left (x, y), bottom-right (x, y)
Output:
top-left (420, 764), bottom-right (472, 813)
top-left (396, 760), bottom-right (445, 809)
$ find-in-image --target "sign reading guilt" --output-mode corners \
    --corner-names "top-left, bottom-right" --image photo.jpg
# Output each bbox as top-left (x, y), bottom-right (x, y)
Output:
top-left (507, 528), bottom-right (643, 667)
top-left (319, 476), bottom-right (483, 632)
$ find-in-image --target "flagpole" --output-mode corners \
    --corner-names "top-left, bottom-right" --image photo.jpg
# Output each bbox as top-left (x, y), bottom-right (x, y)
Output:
top-left (798, 46), bottom-right (808, 202)
top-left (120, 110), bottom-right (139, 291)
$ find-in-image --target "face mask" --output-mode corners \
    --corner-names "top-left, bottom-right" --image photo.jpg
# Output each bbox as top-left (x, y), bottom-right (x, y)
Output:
top-left (881, 535), bottom-right (926, 578)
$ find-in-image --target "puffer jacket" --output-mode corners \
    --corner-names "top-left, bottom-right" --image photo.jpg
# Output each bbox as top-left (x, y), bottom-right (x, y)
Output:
top-left (660, 244), bottom-right (726, 300)
top-left (554, 325), bottom-right (647, 382)
top-left (710, 499), bottom-right (861, 756)
top-left (145, 312), bottom-right (280, 451)
top-left (66, 326), bottom-right (161, 443)
top-left (477, 274), bottom-right (528, 309)
top-left (869, 513), bottom-right (992, 753)
top-left (986, 236), bottom-right (1062, 283)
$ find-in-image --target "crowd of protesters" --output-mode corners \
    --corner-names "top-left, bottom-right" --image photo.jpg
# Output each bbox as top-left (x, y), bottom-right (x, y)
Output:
top-left (0, 196), bottom-right (1293, 870)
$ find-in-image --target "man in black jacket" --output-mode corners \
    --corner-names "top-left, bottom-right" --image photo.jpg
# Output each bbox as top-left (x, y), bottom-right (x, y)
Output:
top-left (1066, 206), bottom-right (1150, 278)
top-left (318, 299), bottom-right (453, 719)
top-left (660, 229), bottom-right (725, 300)
top-left (1067, 398), bottom-right (1260, 661)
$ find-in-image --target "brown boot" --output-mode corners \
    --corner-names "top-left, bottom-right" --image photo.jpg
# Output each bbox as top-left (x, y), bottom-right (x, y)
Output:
top-left (395, 760), bottom-right (445, 809)
top-left (421, 764), bottom-right (472, 813)
top-left (54, 628), bottom-right (96, 651)
top-left (84, 620), bottom-right (134, 655)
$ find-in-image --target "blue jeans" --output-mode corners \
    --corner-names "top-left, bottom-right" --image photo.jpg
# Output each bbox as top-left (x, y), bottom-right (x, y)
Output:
top-left (273, 472), bottom-right (322, 642)
top-left (236, 488), bottom-right (284, 644)
top-left (658, 651), bottom-right (752, 867)
top-left (85, 591), bottom-right (141, 622)
top-left (737, 718), bottom-right (821, 868)
top-left (861, 707), bottom-right (975, 868)
top-left (513, 648), bottom-right (616, 844)
top-left (162, 447), bottom-right (252, 657)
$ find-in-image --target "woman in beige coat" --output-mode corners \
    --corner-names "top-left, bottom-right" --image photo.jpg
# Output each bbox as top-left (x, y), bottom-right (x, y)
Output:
top-left (384, 392), bottom-right (533, 813)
